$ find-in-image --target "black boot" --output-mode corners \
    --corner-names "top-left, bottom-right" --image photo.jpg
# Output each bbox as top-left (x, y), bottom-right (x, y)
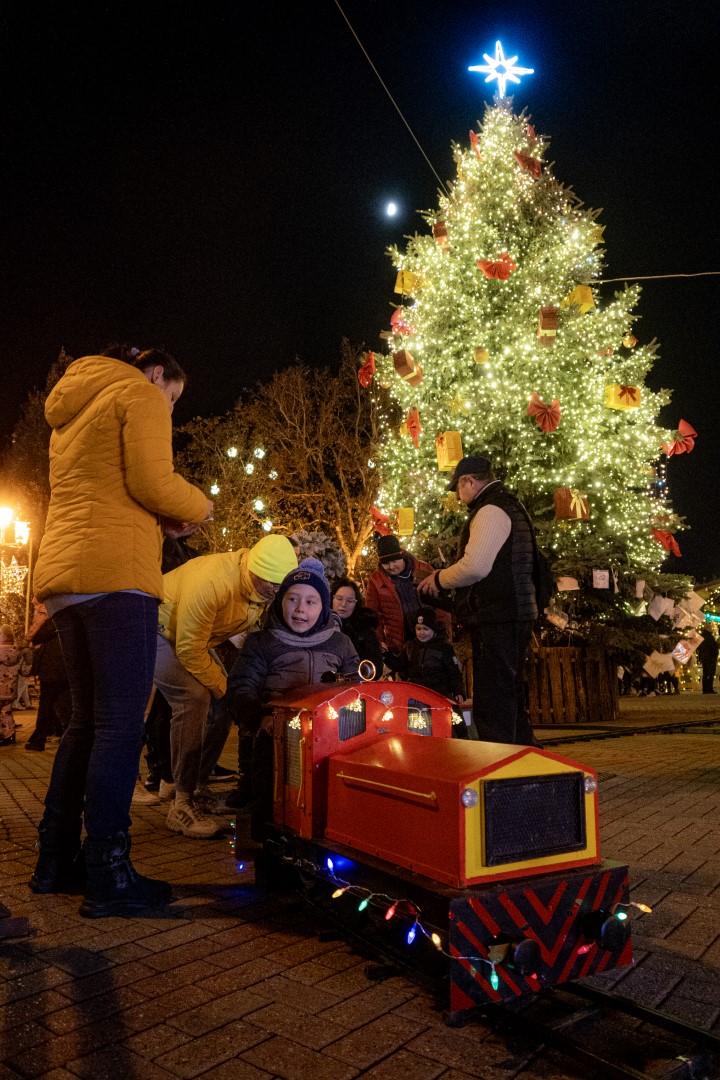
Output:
top-left (80, 832), bottom-right (173, 919)
top-left (30, 823), bottom-right (85, 895)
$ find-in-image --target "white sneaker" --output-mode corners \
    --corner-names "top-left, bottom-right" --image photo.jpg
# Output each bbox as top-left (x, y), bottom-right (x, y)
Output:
top-left (166, 801), bottom-right (223, 838)
top-left (132, 782), bottom-right (161, 805)
top-left (158, 780), bottom-right (176, 801)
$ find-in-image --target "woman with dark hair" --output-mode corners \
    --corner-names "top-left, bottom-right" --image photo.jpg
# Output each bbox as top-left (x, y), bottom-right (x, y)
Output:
top-left (30, 345), bottom-right (212, 917)
top-left (331, 578), bottom-right (384, 679)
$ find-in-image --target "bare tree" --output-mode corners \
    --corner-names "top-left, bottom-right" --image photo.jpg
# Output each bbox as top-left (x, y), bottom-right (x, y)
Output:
top-left (178, 342), bottom-right (384, 575)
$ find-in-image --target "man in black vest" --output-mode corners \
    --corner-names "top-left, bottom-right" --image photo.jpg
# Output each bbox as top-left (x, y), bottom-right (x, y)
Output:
top-left (418, 454), bottom-right (538, 745)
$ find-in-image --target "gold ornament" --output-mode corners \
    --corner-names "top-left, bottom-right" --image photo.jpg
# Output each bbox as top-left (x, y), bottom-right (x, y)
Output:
top-left (623, 333), bottom-right (638, 348)
top-left (436, 431), bottom-right (463, 472)
top-left (394, 270), bottom-right (422, 296)
top-left (561, 284), bottom-right (594, 313)
top-left (473, 347), bottom-right (490, 364)
top-left (396, 508), bottom-right (415, 536)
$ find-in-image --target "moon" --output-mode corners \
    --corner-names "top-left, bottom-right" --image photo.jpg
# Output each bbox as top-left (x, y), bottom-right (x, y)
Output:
top-left (385, 201), bottom-right (399, 217)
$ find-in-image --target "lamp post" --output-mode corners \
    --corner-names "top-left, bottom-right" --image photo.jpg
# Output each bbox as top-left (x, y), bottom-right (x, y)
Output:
top-left (0, 510), bottom-right (33, 635)
top-left (15, 521), bottom-right (32, 636)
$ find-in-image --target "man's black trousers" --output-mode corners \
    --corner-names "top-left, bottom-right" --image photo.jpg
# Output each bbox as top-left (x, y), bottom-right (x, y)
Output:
top-left (470, 620), bottom-right (535, 745)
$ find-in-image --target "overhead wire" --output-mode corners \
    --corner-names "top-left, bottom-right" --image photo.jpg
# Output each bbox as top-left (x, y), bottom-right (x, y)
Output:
top-left (333, 0), bottom-right (449, 197)
top-left (333, 2), bottom-right (716, 286)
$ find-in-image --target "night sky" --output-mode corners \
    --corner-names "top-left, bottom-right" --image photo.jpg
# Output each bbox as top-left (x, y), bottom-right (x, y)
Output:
top-left (2, 1), bottom-right (718, 577)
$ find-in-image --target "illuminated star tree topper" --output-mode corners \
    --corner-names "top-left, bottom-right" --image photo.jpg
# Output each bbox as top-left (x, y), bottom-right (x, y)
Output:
top-left (468, 40), bottom-right (534, 98)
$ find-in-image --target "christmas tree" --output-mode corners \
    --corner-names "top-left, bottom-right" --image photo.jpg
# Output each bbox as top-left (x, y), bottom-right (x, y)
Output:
top-left (369, 96), bottom-right (692, 655)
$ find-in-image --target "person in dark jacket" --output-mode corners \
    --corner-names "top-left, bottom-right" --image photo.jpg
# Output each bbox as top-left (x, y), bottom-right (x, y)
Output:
top-left (397, 607), bottom-right (465, 700)
top-left (331, 578), bottom-right (384, 678)
top-left (697, 628), bottom-right (719, 694)
top-left (365, 534), bottom-right (451, 657)
top-left (392, 606), bottom-right (469, 739)
top-left (225, 558), bottom-right (359, 825)
top-left (418, 454), bottom-right (539, 746)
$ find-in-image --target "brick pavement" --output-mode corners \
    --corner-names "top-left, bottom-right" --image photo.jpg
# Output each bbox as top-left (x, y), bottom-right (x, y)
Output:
top-left (2, 697), bottom-right (720, 1078)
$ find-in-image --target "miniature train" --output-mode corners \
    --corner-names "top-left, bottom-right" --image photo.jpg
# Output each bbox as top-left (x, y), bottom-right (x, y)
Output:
top-left (259, 675), bottom-right (633, 1018)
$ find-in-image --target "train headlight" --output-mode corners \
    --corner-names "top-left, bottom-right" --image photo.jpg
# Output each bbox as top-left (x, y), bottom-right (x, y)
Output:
top-left (461, 788), bottom-right (479, 808)
top-left (583, 775), bottom-right (598, 794)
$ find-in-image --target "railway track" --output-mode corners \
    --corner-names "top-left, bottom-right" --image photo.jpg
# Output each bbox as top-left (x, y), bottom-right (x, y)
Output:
top-left (447, 980), bottom-right (720, 1079)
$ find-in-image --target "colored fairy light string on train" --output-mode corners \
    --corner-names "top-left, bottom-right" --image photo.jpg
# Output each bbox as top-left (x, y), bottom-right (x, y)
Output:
top-left (284, 850), bottom-right (653, 980)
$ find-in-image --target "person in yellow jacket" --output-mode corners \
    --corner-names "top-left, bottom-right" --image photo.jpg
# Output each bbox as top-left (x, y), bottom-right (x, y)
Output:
top-left (30, 347), bottom-right (212, 918)
top-left (153, 534), bottom-right (297, 837)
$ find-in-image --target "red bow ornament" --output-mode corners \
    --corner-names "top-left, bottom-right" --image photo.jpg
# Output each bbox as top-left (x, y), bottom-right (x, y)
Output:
top-left (469, 129), bottom-right (481, 159)
top-left (527, 391), bottom-right (561, 433)
top-left (370, 506), bottom-right (392, 537)
top-left (390, 308), bottom-right (414, 336)
top-left (476, 251), bottom-right (517, 280)
top-left (652, 529), bottom-right (682, 558)
top-left (662, 419), bottom-right (697, 456)
top-left (405, 408), bottom-right (422, 449)
top-left (357, 351), bottom-right (376, 388)
top-left (618, 385), bottom-right (639, 404)
top-left (514, 150), bottom-right (542, 178)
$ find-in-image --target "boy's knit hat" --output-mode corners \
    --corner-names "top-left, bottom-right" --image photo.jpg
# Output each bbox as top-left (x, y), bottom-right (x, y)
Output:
top-left (277, 557), bottom-right (331, 622)
top-left (416, 606), bottom-right (440, 632)
top-left (247, 535), bottom-right (298, 584)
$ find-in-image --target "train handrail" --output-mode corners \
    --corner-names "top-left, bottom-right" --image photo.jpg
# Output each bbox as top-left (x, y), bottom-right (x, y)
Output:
top-left (336, 771), bottom-right (438, 803)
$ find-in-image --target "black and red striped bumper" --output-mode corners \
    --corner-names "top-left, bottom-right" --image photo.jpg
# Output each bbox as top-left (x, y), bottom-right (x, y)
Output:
top-left (449, 861), bottom-right (633, 1011)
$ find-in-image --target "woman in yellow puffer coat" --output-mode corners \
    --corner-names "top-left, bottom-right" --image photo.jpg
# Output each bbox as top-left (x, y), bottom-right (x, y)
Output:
top-left (30, 347), bottom-right (212, 918)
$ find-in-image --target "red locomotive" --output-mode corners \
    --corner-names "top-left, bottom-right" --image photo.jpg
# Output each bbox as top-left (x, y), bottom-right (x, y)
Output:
top-left (260, 676), bottom-right (633, 1018)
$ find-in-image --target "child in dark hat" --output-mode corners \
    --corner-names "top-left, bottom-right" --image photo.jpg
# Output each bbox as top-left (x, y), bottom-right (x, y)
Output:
top-left (225, 559), bottom-right (359, 827)
top-left (366, 534), bottom-right (452, 659)
top-left (390, 606), bottom-right (466, 729)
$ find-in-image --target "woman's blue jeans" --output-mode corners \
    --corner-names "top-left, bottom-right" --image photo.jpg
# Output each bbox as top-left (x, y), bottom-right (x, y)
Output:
top-left (41, 593), bottom-right (159, 840)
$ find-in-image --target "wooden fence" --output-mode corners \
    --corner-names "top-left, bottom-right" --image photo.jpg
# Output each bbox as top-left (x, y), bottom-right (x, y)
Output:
top-left (526, 645), bottom-right (619, 725)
